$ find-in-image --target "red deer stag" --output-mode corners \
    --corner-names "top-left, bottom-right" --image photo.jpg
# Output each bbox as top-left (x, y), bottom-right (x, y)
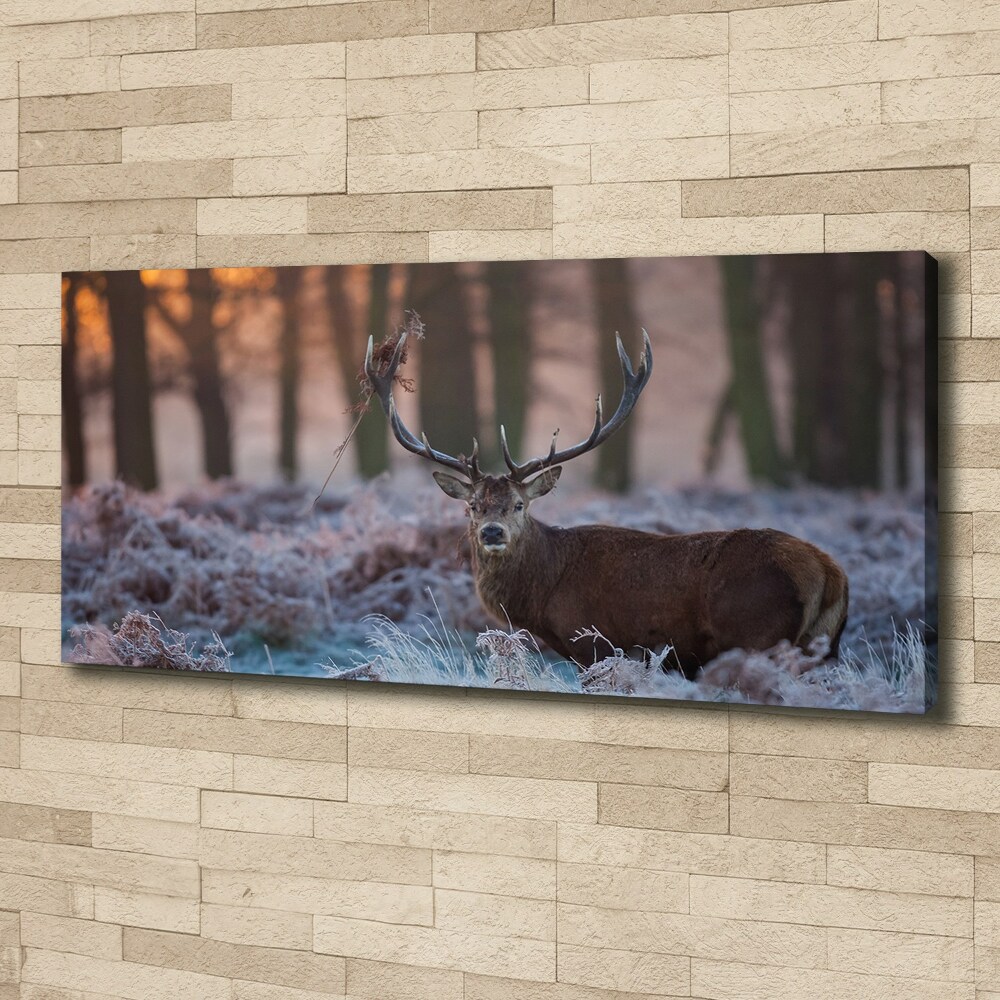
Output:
top-left (365, 330), bottom-right (848, 673)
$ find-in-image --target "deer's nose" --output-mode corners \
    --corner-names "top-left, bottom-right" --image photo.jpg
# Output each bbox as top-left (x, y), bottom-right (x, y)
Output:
top-left (480, 523), bottom-right (506, 545)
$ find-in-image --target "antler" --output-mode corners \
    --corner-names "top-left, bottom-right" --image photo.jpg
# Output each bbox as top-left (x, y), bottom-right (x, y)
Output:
top-left (364, 330), bottom-right (483, 481)
top-left (500, 329), bottom-right (653, 482)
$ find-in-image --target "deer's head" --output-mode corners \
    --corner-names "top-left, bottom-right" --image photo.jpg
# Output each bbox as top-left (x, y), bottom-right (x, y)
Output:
top-left (364, 327), bottom-right (653, 558)
top-left (431, 469), bottom-right (561, 555)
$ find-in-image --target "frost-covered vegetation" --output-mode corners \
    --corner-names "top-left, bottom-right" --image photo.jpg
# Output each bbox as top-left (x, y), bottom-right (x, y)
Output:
top-left (63, 479), bottom-right (935, 712)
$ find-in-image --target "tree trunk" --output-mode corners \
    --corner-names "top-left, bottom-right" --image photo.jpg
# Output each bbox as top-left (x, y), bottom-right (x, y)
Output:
top-left (275, 268), bottom-right (301, 483)
top-left (184, 270), bottom-right (233, 479)
top-left (592, 258), bottom-right (641, 492)
top-left (61, 275), bottom-right (86, 488)
top-left (409, 264), bottom-right (478, 461)
top-left (105, 270), bottom-right (158, 490)
top-left (486, 261), bottom-right (532, 468)
top-left (358, 265), bottom-right (390, 477)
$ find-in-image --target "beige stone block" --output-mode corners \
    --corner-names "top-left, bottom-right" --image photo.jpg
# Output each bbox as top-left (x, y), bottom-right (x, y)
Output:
top-left (16, 347), bottom-right (58, 380)
top-left (347, 32), bottom-right (475, 79)
top-left (0, 729), bottom-right (17, 767)
top-left (18, 415), bottom-right (58, 451)
top-left (0, 764), bottom-right (199, 823)
top-left (123, 707), bottom-right (346, 761)
top-left (433, 850), bottom-right (556, 898)
top-left (0, 275), bottom-right (59, 310)
top-left (733, 119), bottom-right (1000, 176)
top-left (942, 467), bottom-right (1000, 511)
top-left (94, 887), bottom-right (200, 934)
top-left (974, 250), bottom-right (1000, 293)
top-left (349, 111), bottom-right (477, 156)
top-left (91, 12), bottom-right (195, 56)
top-left (203, 867), bottom-right (433, 925)
top-left (232, 79), bottom-right (345, 119)
top-left (309, 188), bottom-right (551, 233)
top-left (314, 800), bottom-right (555, 858)
top-left (21, 733), bottom-right (232, 789)
top-left (558, 821), bottom-right (826, 882)
top-left (0, 240), bottom-right (89, 275)
top-left (123, 926), bottom-right (347, 993)
top-left (430, 0), bottom-right (552, 32)
top-left (121, 43), bottom-right (346, 89)
top-left (482, 98), bottom-right (728, 148)
top-left (349, 765), bottom-right (597, 822)
top-left (91, 233), bottom-right (197, 271)
top-left (435, 888), bottom-right (555, 941)
top-left (428, 228), bottom-right (551, 261)
top-left (0, 197), bottom-right (196, 239)
top-left (731, 83), bottom-right (881, 134)
top-left (27, 129), bottom-right (122, 167)
top-left (234, 754), bottom-right (346, 801)
top-left (0, 0), bottom-right (191, 21)
top-left (231, 983), bottom-right (335, 1000)
top-left (20, 662), bottom-right (232, 714)
top-left (20, 86), bottom-right (232, 132)
top-left (16, 379), bottom-right (59, 415)
top-left (0, 413), bottom-right (15, 450)
top-left (973, 164), bottom-right (1000, 207)
top-left (122, 117), bottom-right (343, 162)
top-left (478, 14), bottom-right (727, 69)
top-left (691, 873), bottom-right (971, 935)
top-left (0, 591), bottom-right (57, 627)
top-left (0, 560), bottom-right (55, 594)
top-left (591, 135), bottom-right (728, 183)
top-left (557, 942), bottom-right (690, 995)
top-left (0, 21), bottom-right (86, 60)
top-left (0, 171), bottom-right (15, 203)
top-left (347, 959), bottom-right (462, 999)
top-left (201, 902), bottom-right (311, 951)
top-left (690, 957), bottom-right (973, 1000)
top-left (942, 341), bottom-right (1000, 382)
top-left (20, 948), bottom-right (231, 1000)
top-left (196, 232), bottom-right (426, 267)
top-left (939, 678), bottom-right (1000, 725)
top-left (730, 752), bottom-right (868, 802)
top-left (975, 209), bottom-right (1000, 250)
top-left (0, 524), bottom-right (58, 560)
top-left (599, 783), bottom-right (729, 833)
top-left (980, 857), bottom-right (1000, 901)
top-left (0, 660), bottom-right (19, 696)
top-left (470, 734), bottom-right (726, 789)
top-left (828, 844), bottom-right (974, 896)
top-left (824, 211), bottom-right (969, 254)
top-left (557, 862), bottom-right (688, 913)
top-left (90, 814), bottom-right (196, 861)
top-left (884, 75), bottom-right (1000, 124)
top-left (558, 901), bottom-right (827, 968)
top-left (0, 834), bottom-right (199, 898)
top-left (20, 56), bottom-right (120, 98)
top-left (553, 180), bottom-right (680, 222)
top-left (0, 799), bottom-right (89, 846)
top-left (943, 382), bottom-right (1000, 424)
top-left (314, 915), bottom-right (556, 979)
top-left (19, 913), bottom-right (121, 962)
top-left (731, 0), bottom-right (877, 49)
top-left (941, 556), bottom-right (972, 597)
top-left (977, 552), bottom-right (1000, 597)
top-left (0, 872), bottom-right (90, 919)
top-left (975, 598), bottom-right (1000, 640)
top-left (684, 168), bottom-right (967, 219)
top-left (347, 65), bottom-right (589, 117)
top-left (200, 0), bottom-right (428, 46)
top-left (553, 213), bottom-right (823, 259)
top-left (976, 641), bottom-right (1000, 682)
top-left (0, 61), bottom-right (13, 100)
top-left (19, 629), bottom-right (60, 666)
top-left (880, 0), bottom-right (1000, 37)
top-left (731, 794), bottom-right (1000, 854)
top-left (200, 827), bottom-right (432, 884)
top-left (0, 101), bottom-right (16, 172)
top-left (828, 926), bottom-right (973, 982)
top-left (349, 145), bottom-right (589, 194)
top-left (349, 726), bottom-right (469, 773)
top-left (20, 161), bottom-right (232, 203)
top-left (233, 155), bottom-right (345, 197)
top-left (973, 294), bottom-right (1000, 339)
top-left (589, 54), bottom-right (726, 104)
top-left (201, 790), bottom-right (313, 836)
top-left (0, 695), bottom-right (17, 731)
top-left (0, 483), bottom-right (56, 521)
top-left (196, 196), bottom-right (308, 236)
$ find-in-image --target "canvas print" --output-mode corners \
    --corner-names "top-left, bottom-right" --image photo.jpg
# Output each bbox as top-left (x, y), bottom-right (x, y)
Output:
top-left (61, 252), bottom-right (937, 712)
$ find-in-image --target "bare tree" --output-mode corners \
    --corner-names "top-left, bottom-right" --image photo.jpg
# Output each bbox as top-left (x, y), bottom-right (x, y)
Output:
top-left (61, 274), bottom-right (86, 488)
top-left (275, 268), bottom-right (302, 482)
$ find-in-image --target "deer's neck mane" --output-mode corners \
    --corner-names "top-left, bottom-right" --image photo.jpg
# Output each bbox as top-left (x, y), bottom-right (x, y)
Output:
top-left (470, 516), bottom-right (572, 627)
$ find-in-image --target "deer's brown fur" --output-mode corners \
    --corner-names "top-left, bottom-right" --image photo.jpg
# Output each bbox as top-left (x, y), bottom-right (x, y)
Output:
top-left (446, 473), bottom-right (848, 672)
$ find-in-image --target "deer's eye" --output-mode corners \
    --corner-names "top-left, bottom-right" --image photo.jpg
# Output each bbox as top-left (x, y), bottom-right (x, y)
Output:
top-left (514, 502), bottom-right (524, 512)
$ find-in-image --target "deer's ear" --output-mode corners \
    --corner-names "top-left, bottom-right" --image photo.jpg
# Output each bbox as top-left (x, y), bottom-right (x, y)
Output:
top-left (523, 466), bottom-right (561, 500)
top-left (432, 471), bottom-right (474, 501)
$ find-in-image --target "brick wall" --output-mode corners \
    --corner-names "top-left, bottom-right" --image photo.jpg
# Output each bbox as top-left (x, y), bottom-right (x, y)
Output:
top-left (0, 1), bottom-right (996, 997)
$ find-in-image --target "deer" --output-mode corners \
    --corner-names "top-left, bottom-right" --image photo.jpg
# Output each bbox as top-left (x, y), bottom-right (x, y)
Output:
top-left (364, 328), bottom-right (849, 675)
